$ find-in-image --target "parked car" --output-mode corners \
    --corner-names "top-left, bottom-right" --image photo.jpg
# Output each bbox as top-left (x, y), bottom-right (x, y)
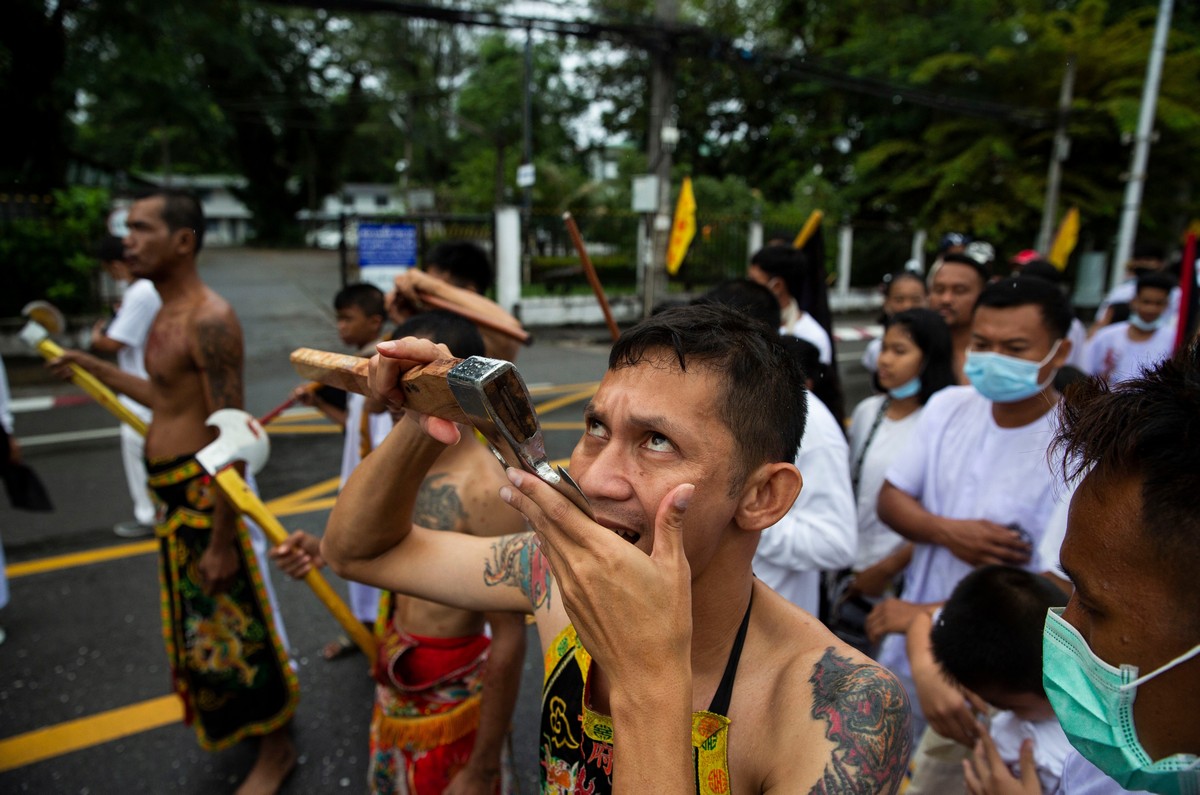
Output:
top-left (305, 222), bottom-right (357, 250)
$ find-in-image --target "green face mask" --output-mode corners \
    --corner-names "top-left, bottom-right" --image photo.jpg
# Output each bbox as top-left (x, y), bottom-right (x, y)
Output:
top-left (1043, 608), bottom-right (1200, 795)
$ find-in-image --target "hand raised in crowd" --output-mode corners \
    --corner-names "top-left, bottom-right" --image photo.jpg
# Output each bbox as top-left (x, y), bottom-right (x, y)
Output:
top-left (938, 518), bottom-right (1032, 567)
top-left (269, 530), bottom-right (324, 579)
top-left (386, 269), bottom-right (444, 326)
top-left (963, 725), bottom-right (1043, 795)
top-left (865, 597), bottom-right (929, 645)
top-left (367, 337), bottom-right (461, 445)
top-left (501, 467), bottom-right (696, 696)
top-left (913, 664), bottom-right (990, 747)
top-left (290, 383), bottom-right (317, 407)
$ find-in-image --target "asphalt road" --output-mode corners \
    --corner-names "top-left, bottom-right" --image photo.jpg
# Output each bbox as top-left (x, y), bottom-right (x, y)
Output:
top-left (0, 248), bottom-right (875, 793)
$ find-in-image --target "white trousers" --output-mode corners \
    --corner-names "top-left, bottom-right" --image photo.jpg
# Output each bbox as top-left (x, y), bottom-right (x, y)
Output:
top-left (120, 423), bottom-right (156, 525)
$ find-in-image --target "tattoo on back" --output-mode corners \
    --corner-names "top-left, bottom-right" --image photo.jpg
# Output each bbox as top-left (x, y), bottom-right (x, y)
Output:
top-left (807, 647), bottom-right (912, 794)
top-left (483, 532), bottom-right (552, 609)
top-left (196, 317), bottom-right (243, 409)
top-left (413, 474), bottom-right (465, 531)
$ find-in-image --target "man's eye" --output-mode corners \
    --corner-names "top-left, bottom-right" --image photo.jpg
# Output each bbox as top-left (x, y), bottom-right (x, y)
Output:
top-left (645, 432), bottom-right (674, 452)
top-left (586, 418), bottom-right (608, 438)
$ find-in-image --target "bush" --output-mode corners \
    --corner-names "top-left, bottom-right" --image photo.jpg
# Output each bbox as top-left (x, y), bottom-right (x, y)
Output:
top-left (0, 186), bottom-right (110, 317)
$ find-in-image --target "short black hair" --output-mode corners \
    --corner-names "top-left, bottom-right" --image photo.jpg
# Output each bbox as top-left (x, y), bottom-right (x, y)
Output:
top-left (882, 270), bottom-right (926, 298)
top-left (694, 279), bottom-right (781, 331)
top-left (334, 283), bottom-right (386, 319)
top-left (749, 244), bottom-right (807, 302)
top-left (137, 188), bottom-right (205, 253)
top-left (1053, 344), bottom-right (1200, 612)
top-left (875, 308), bottom-right (957, 406)
top-left (939, 252), bottom-right (991, 285)
top-left (425, 241), bottom-right (493, 294)
top-left (1016, 259), bottom-right (1063, 285)
top-left (1135, 271), bottom-right (1175, 296)
top-left (96, 235), bottom-right (125, 263)
top-left (610, 304), bottom-right (807, 489)
top-left (931, 566), bottom-right (1067, 697)
top-left (1132, 242), bottom-right (1166, 262)
top-left (393, 309), bottom-right (485, 360)
top-left (975, 276), bottom-right (1073, 340)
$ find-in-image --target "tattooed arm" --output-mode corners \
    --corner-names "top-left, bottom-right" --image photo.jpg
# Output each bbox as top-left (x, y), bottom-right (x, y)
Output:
top-left (805, 648), bottom-right (913, 795)
top-left (324, 415), bottom-right (535, 614)
top-left (190, 305), bottom-right (247, 594)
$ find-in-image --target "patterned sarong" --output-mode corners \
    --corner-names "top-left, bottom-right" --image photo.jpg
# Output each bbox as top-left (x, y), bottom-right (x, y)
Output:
top-left (368, 595), bottom-right (511, 794)
top-left (146, 455), bottom-right (298, 751)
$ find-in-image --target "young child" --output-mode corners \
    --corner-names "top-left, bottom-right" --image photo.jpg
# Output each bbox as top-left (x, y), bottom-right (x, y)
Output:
top-left (290, 283), bottom-right (392, 658)
top-left (909, 565), bottom-right (1072, 794)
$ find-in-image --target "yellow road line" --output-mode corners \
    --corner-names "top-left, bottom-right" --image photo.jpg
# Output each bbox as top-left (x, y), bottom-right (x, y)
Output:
top-left (263, 476), bottom-right (341, 512)
top-left (536, 387), bottom-right (597, 415)
top-left (7, 541), bottom-right (157, 579)
top-left (0, 694), bottom-right (182, 773)
top-left (529, 380), bottom-right (600, 395)
top-left (273, 497), bottom-right (338, 517)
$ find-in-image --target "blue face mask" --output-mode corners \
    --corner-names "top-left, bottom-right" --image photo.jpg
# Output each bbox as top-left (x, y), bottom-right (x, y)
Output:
top-left (1043, 608), bottom-right (1200, 795)
top-left (964, 340), bottom-right (1062, 403)
top-left (1130, 312), bottom-right (1168, 332)
top-left (888, 376), bottom-right (921, 400)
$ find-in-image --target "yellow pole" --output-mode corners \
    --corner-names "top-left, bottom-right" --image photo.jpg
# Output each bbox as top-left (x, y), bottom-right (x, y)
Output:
top-left (793, 209), bottom-right (824, 250)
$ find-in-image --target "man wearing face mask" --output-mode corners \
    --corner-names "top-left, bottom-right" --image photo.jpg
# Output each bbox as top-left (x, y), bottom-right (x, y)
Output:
top-left (866, 277), bottom-right (1072, 782)
top-left (963, 345), bottom-right (1200, 795)
top-left (1085, 272), bottom-right (1177, 385)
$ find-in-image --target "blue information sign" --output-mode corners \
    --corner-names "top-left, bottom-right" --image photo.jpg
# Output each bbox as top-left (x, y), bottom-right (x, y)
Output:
top-left (357, 223), bottom-right (418, 267)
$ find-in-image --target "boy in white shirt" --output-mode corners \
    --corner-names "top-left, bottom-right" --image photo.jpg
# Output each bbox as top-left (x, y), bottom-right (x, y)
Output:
top-left (906, 565), bottom-right (1073, 794)
top-left (1085, 272), bottom-right (1176, 385)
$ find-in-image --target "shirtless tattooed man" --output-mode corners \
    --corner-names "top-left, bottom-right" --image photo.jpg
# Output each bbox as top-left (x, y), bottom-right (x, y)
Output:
top-left (324, 304), bottom-right (912, 793)
top-left (53, 190), bottom-right (297, 794)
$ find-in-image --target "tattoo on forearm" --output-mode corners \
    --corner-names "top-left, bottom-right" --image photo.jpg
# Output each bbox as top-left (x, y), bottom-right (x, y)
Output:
top-left (413, 474), bottom-right (465, 531)
top-left (196, 318), bottom-right (243, 409)
top-left (808, 647), bottom-right (912, 795)
top-left (483, 532), bottom-right (552, 609)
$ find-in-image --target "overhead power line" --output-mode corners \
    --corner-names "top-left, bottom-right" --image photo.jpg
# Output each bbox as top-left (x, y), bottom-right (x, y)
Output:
top-left (262, 0), bottom-right (1055, 128)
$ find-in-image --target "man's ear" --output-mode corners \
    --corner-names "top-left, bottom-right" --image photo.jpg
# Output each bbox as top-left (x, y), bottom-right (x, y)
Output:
top-left (734, 462), bottom-right (802, 532)
top-left (173, 227), bottom-right (196, 258)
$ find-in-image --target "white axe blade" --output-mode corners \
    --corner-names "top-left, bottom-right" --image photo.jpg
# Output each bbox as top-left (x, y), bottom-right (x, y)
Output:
top-left (19, 319), bottom-right (49, 348)
top-left (197, 408), bottom-right (270, 476)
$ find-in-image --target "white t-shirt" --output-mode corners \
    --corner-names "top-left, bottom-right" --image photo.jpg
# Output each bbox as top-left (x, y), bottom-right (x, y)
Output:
top-left (1095, 279), bottom-right (1181, 322)
top-left (104, 278), bottom-right (161, 421)
top-left (339, 392), bottom-right (396, 488)
top-left (847, 394), bottom-right (919, 571)
top-left (0, 355), bottom-right (13, 435)
top-left (876, 386), bottom-right (1062, 712)
top-left (989, 711), bottom-right (1074, 795)
top-left (753, 391), bottom-right (857, 616)
top-left (782, 308), bottom-right (834, 366)
top-left (1065, 317), bottom-right (1088, 371)
top-left (1059, 750), bottom-right (1152, 794)
top-left (1085, 321), bottom-right (1175, 385)
top-left (860, 337), bottom-right (882, 373)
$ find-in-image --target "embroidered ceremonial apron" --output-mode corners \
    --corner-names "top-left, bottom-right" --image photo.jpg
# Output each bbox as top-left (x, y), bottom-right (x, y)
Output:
top-left (368, 594), bottom-right (512, 795)
top-left (146, 455), bottom-right (298, 750)
top-left (539, 598), bottom-right (751, 795)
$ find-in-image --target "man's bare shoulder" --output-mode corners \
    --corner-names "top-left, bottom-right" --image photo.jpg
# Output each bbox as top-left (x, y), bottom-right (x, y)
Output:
top-left (747, 587), bottom-right (912, 794)
top-left (188, 288), bottom-right (241, 335)
top-left (417, 441), bottom-right (525, 539)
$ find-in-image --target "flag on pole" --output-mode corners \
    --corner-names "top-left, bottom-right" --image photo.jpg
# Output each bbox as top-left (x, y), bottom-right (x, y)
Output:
top-left (665, 177), bottom-right (696, 276)
top-left (1048, 207), bottom-right (1080, 271)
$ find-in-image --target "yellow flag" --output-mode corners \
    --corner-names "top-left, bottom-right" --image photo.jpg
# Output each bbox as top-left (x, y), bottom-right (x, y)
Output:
top-left (1048, 207), bottom-right (1080, 271)
top-left (665, 177), bottom-right (696, 276)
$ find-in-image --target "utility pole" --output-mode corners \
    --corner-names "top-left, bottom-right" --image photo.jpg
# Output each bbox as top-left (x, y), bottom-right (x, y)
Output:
top-left (643, 0), bottom-right (679, 318)
top-left (1036, 57), bottom-right (1076, 253)
top-left (1112, 0), bottom-right (1173, 289)
top-left (521, 25), bottom-right (534, 285)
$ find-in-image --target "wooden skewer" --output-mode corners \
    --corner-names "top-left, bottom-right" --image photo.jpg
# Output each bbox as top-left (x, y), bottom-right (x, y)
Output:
top-left (258, 382), bottom-right (321, 425)
top-left (289, 348), bottom-right (471, 425)
top-left (563, 212), bottom-right (621, 342)
top-left (420, 293), bottom-right (532, 346)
